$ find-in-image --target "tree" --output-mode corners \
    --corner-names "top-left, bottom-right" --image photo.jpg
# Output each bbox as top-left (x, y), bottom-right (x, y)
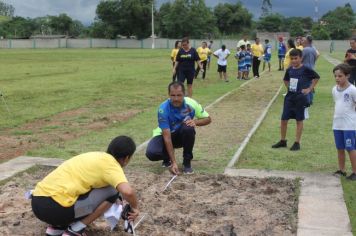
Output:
top-left (95, 0), bottom-right (153, 39)
top-left (320, 3), bottom-right (355, 39)
top-left (311, 24), bottom-right (330, 40)
top-left (158, 0), bottom-right (217, 39)
top-left (0, 17), bottom-right (36, 38)
top-left (257, 13), bottom-right (284, 32)
top-left (214, 3), bottom-right (253, 35)
top-left (49, 14), bottom-right (73, 35)
top-left (0, 1), bottom-right (14, 17)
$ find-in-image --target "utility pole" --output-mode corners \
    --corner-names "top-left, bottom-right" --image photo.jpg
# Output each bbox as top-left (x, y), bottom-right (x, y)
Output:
top-left (314, 0), bottom-right (319, 23)
top-left (151, 1), bottom-right (155, 49)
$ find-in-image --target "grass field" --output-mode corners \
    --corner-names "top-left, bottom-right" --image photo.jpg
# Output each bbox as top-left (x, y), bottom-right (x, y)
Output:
top-left (0, 48), bottom-right (354, 234)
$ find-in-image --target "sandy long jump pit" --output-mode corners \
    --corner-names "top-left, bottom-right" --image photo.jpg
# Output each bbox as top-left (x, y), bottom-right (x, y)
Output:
top-left (0, 166), bottom-right (299, 236)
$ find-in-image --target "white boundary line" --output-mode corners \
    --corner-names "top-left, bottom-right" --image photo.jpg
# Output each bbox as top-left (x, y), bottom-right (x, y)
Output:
top-left (135, 77), bottom-right (258, 153)
top-left (226, 84), bottom-right (283, 168)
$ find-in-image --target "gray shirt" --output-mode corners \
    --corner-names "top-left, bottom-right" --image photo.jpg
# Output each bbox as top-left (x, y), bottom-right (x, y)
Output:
top-left (302, 46), bottom-right (317, 69)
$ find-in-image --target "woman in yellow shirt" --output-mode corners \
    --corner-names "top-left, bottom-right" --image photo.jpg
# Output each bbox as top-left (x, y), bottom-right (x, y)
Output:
top-left (171, 40), bottom-right (181, 82)
top-left (31, 136), bottom-right (139, 236)
top-left (251, 38), bottom-right (264, 78)
top-left (284, 39), bottom-right (296, 69)
top-left (195, 41), bottom-right (211, 79)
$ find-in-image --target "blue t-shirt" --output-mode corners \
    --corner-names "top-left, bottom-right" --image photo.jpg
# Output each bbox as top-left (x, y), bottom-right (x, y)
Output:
top-left (283, 65), bottom-right (320, 94)
top-left (176, 47), bottom-right (200, 71)
top-left (152, 97), bottom-right (209, 136)
top-left (302, 46), bottom-right (317, 69)
top-left (245, 51), bottom-right (252, 65)
top-left (278, 42), bottom-right (286, 56)
top-left (235, 51), bottom-right (246, 68)
top-left (264, 44), bottom-right (272, 57)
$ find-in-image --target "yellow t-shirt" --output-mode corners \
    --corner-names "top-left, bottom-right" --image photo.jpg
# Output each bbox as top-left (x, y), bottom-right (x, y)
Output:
top-left (196, 47), bottom-right (211, 62)
top-left (284, 48), bottom-right (294, 69)
top-left (251, 44), bottom-right (264, 57)
top-left (296, 45), bottom-right (303, 50)
top-left (33, 152), bottom-right (128, 207)
top-left (171, 48), bottom-right (179, 62)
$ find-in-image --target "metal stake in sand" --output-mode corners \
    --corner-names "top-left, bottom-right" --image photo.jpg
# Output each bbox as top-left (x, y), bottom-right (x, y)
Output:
top-left (162, 175), bottom-right (177, 192)
top-left (0, 90), bottom-right (11, 115)
top-left (134, 213), bottom-right (147, 229)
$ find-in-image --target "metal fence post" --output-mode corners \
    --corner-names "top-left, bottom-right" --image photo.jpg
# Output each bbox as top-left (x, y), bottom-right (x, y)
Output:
top-left (141, 39), bottom-right (144, 49)
top-left (32, 38), bottom-right (36, 49)
top-left (167, 39), bottom-right (169, 49)
top-left (115, 39), bottom-right (118, 48)
top-left (58, 38), bottom-right (60, 48)
top-left (89, 38), bottom-right (93, 48)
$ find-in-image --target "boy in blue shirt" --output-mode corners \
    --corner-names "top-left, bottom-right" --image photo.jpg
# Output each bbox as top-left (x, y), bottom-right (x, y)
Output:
top-left (278, 36), bottom-right (286, 71)
top-left (272, 49), bottom-right (320, 151)
top-left (235, 45), bottom-right (247, 80)
top-left (245, 44), bottom-right (253, 79)
top-left (263, 39), bottom-right (272, 72)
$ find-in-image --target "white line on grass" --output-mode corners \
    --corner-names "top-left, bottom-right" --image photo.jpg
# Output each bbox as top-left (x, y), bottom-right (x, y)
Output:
top-left (226, 84), bottom-right (283, 168)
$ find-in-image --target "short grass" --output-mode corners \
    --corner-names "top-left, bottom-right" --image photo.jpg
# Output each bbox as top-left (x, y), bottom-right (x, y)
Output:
top-left (236, 54), bottom-right (356, 234)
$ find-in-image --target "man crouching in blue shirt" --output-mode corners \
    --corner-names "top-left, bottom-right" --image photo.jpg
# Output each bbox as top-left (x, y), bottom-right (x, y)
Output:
top-left (146, 82), bottom-right (212, 174)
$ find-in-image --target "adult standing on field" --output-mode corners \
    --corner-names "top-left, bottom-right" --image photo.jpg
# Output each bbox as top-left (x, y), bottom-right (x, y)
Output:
top-left (237, 35), bottom-right (250, 50)
top-left (344, 36), bottom-right (356, 86)
top-left (173, 37), bottom-right (203, 97)
top-left (171, 40), bottom-right (181, 82)
top-left (195, 41), bottom-right (211, 80)
top-left (251, 38), bottom-right (264, 79)
top-left (31, 136), bottom-right (139, 236)
top-left (145, 82), bottom-right (211, 174)
top-left (213, 44), bottom-right (231, 82)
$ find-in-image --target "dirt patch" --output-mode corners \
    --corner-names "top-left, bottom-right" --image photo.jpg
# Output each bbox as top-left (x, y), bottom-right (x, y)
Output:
top-left (0, 106), bottom-right (142, 161)
top-left (0, 166), bottom-right (299, 235)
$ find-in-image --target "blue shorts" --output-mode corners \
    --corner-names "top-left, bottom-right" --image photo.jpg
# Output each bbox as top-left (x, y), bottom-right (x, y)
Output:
top-left (333, 130), bottom-right (356, 151)
top-left (246, 64), bottom-right (251, 71)
top-left (238, 65), bottom-right (247, 72)
top-left (278, 55), bottom-right (285, 60)
top-left (264, 55), bottom-right (271, 62)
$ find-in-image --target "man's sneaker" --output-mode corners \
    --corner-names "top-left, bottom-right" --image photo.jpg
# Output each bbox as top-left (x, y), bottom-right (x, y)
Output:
top-left (45, 226), bottom-right (65, 236)
top-left (290, 142), bottom-right (300, 151)
top-left (161, 160), bottom-right (172, 168)
top-left (62, 226), bottom-right (87, 236)
top-left (346, 173), bottom-right (356, 181)
top-left (333, 170), bottom-right (347, 177)
top-left (183, 166), bottom-right (194, 174)
top-left (272, 140), bottom-right (287, 148)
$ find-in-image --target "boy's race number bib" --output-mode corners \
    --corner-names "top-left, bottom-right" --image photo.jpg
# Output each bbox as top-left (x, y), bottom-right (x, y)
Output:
top-left (289, 78), bottom-right (298, 92)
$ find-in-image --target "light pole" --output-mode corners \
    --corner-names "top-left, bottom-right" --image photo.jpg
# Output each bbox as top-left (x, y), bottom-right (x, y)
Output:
top-left (151, 1), bottom-right (155, 49)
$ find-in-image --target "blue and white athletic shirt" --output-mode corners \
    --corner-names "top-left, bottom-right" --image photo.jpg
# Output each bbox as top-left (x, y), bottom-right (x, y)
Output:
top-left (278, 42), bottom-right (286, 56)
top-left (245, 50), bottom-right (252, 66)
top-left (264, 44), bottom-right (272, 59)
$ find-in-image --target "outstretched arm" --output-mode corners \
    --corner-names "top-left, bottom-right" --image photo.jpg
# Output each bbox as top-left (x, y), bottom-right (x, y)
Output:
top-left (162, 129), bottom-right (179, 175)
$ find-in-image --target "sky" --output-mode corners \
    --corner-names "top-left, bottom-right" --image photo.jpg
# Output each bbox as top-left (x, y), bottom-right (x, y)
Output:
top-left (3, 0), bottom-right (356, 25)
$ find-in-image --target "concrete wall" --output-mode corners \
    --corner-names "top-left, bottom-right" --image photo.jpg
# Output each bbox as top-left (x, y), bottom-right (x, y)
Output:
top-left (0, 38), bottom-right (350, 52)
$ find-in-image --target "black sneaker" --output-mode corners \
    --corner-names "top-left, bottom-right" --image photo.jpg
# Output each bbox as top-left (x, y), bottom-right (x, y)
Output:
top-left (333, 170), bottom-right (347, 177)
top-left (290, 142), bottom-right (300, 151)
top-left (272, 140), bottom-right (287, 148)
top-left (346, 173), bottom-right (356, 181)
top-left (183, 165), bottom-right (194, 174)
top-left (161, 160), bottom-right (172, 168)
top-left (62, 226), bottom-right (87, 236)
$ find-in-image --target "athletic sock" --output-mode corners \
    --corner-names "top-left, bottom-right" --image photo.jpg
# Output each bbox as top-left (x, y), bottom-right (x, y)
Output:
top-left (70, 221), bottom-right (86, 232)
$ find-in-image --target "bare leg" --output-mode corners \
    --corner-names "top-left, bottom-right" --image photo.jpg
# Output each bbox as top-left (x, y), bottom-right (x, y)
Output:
top-left (263, 61), bottom-right (266, 71)
top-left (348, 150), bottom-right (356, 173)
top-left (337, 149), bottom-right (346, 172)
top-left (295, 121), bottom-right (303, 143)
top-left (187, 84), bottom-right (193, 97)
top-left (281, 120), bottom-right (288, 140)
top-left (223, 72), bottom-right (228, 81)
top-left (268, 62), bottom-right (271, 72)
top-left (218, 72), bottom-right (223, 80)
top-left (81, 201), bottom-right (112, 226)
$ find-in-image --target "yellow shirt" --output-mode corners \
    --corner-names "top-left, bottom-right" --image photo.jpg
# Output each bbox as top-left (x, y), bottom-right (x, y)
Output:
top-left (171, 48), bottom-right (179, 62)
top-left (296, 45), bottom-right (303, 50)
top-left (251, 44), bottom-right (264, 57)
top-left (284, 48), bottom-right (294, 69)
top-left (33, 152), bottom-right (127, 207)
top-left (196, 47), bottom-right (211, 61)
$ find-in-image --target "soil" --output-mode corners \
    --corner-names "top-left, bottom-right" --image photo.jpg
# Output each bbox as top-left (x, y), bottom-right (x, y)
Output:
top-left (0, 166), bottom-right (298, 236)
top-left (0, 106), bottom-right (142, 162)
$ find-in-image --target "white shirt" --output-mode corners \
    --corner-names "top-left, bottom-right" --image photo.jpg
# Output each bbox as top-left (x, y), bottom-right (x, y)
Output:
top-left (213, 49), bottom-right (230, 66)
top-left (237, 39), bottom-right (250, 48)
top-left (332, 84), bottom-right (356, 130)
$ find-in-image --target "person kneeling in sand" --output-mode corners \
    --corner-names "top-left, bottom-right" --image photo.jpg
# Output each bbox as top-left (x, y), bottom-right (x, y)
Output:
top-left (31, 136), bottom-right (139, 236)
top-left (146, 81), bottom-right (211, 175)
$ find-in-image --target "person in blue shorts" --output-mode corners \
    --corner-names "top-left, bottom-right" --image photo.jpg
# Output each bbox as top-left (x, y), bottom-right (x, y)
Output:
top-left (278, 36), bottom-right (286, 71)
top-left (145, 82), bottom-right (211, 174)
top-left (263, 39), bottom-right (272, 72)
top-left (272, 49), bottom-right (320, 151)
top-left (235, 45), bottom-right (247, 80)
top-left (331, 63), bottom-right (356, 180)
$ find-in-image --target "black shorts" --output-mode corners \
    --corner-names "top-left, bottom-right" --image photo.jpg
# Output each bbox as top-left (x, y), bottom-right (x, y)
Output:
top-left (178, 69), bottom-right (195, 85)
top-left (281, 93), bottom-right (308, 121)
top-left (217, 65), bottom-right (227, 73)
